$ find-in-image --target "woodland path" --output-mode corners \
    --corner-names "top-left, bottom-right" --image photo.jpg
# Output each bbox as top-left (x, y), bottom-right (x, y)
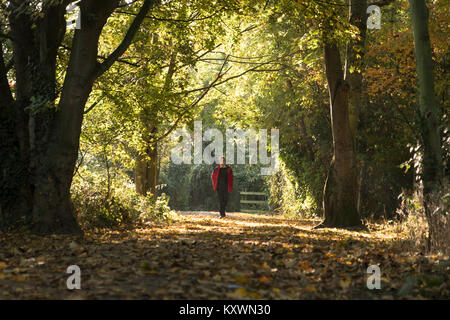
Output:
top-left (0, 211), bottom-right (448, 299)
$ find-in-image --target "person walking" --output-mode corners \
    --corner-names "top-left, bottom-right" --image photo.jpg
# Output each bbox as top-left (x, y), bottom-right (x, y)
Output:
top-left (211, 156), bottom-right (234, 218)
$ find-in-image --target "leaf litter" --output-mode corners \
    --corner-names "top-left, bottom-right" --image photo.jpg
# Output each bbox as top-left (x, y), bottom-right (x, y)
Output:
top-left (0, 212), bottom-right (448, 299)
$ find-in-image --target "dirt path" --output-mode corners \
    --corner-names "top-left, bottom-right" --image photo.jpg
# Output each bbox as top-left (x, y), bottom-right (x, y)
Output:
top-left (0, 212), bottom-right (448, 299)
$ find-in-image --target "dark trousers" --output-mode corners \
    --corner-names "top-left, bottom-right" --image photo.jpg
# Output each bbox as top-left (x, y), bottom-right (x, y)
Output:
top-left (217, 188), bottom-right (228, 217)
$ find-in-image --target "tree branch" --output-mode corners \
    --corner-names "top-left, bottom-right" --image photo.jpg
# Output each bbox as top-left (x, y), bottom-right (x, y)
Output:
top-left (114, 7), bottom-right (224, 23)
top-left (175, 51), bottom-right (299, 96)
top-left (156, 55), bottom-right (231, 142)
top-left (60, 44), bottom-right (141, 68)
top-left (93, 0), bottom-right (158, 79)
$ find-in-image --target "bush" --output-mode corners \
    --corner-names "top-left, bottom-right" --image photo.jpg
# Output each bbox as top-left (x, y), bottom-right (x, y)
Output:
top-left (71, 167), bottom-right (176, 229)
top-left (268, 161), bottom-right (317, 219)
top-left (395, 185), bottom-right (449, 256)
top-left (139, 193), bottom-right (177, 223)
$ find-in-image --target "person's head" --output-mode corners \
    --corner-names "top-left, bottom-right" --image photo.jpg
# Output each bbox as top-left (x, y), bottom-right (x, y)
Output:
top-left (219, 156), bottom-right (226, 166)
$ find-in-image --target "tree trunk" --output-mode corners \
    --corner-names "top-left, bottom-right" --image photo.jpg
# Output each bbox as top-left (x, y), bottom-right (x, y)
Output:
top-left (345, 0), bottom-right (367, 138)
top-left (345, 0), bottom-right (367, 212)
top-left (135, 135), bottom-right (158, 196)
top-left (134, 48), bottom-right (176, 196)
top-left (148, 143), bottom-right (158, 196)
top-left (0, 0), bottom-right (155, 234)
top-left (321, 42), bottom-right (361, 228)
top-left (0, 40), bottom-right (32, 228)
top-left (409, 0), bottom-right (443, 249)
top-left (27, 1), bottom-right (119, 234)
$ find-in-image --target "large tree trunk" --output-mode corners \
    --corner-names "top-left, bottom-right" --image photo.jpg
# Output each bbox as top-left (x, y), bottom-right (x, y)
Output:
top-left (0, 37), bottom-right (32, 228)
top-left (319, 1), bottom-right (368, 228)
top-left (30, 28), bottom-right (100, 233)
top-left (0, 0), bottom-right (155, 234)
top-left (345, 0), bottom-right (367, 212)
top-left (345, 0), bottom-right (367, 138)
top-left (321, 42), bottom-right (361, 228)
top-left (18, 0), bottom-right (119, 234)
top-left (409, 0), bottom-right (443, 249)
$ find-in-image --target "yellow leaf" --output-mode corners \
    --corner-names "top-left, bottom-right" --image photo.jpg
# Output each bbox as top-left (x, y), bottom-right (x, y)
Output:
top-left (250, 291), bottom-right (262, 299)
top-left (12, 276), bottom-right (27, 283)
top-left (234, 288), bottom-right (247, 295)
top-left (235, 276), bottom-right (248, 284)
top-left (300, 262), bottom-right (311, 269)
top-left (144, 270), bottom-right (157, 274)
top-left (304, 285), bottom-right (317, 293)
top-left (233, 288), bottom-right (261, 299)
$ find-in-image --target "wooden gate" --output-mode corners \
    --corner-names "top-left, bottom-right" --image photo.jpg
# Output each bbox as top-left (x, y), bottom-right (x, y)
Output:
top-left (240, 191), bottom-right (269, 213)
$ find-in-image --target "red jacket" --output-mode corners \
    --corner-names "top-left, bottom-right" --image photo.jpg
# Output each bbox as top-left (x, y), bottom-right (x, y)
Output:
top-left (211, 165), bottom-right (234, 193)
